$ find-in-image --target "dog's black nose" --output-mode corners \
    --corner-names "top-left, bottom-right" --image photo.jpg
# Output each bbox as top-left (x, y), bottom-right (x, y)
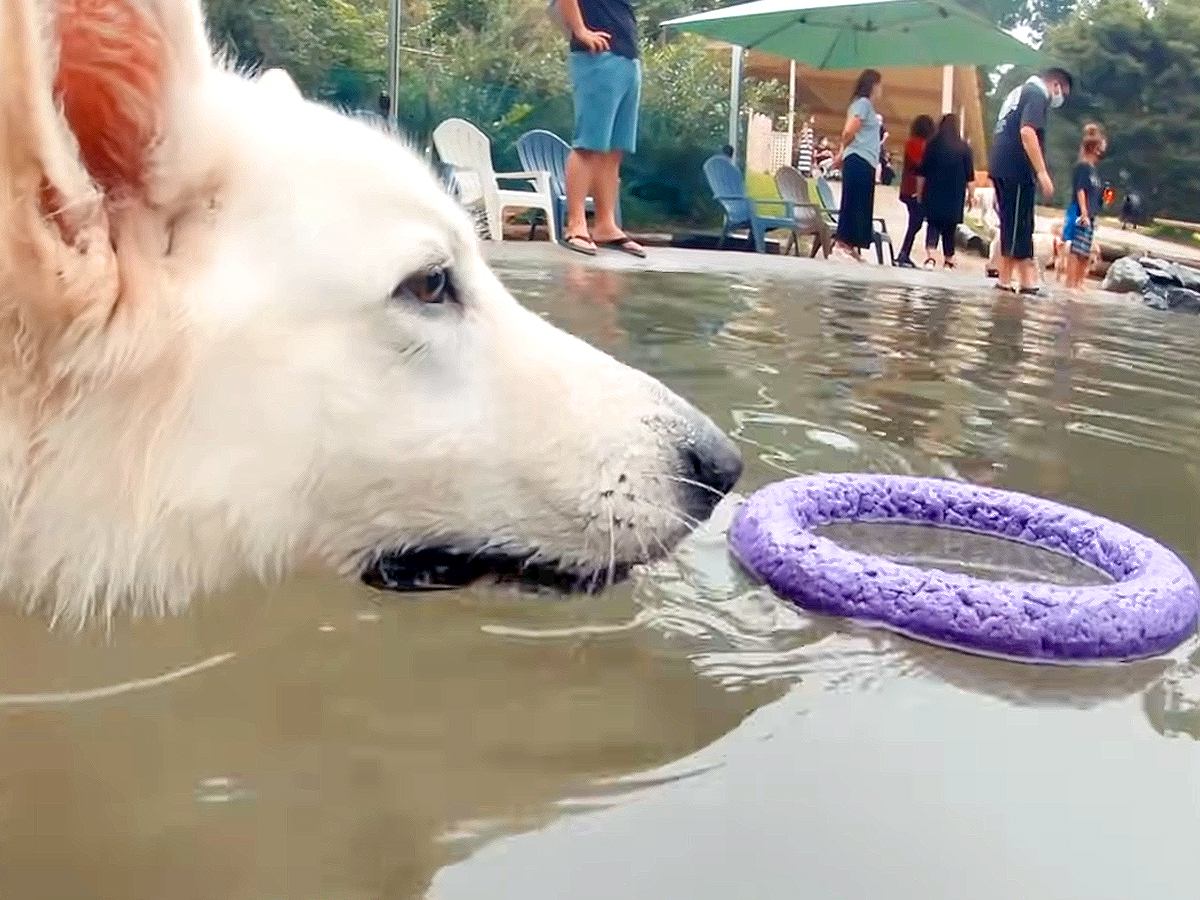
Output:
top-left (680, 426), bottom-right (743, 500)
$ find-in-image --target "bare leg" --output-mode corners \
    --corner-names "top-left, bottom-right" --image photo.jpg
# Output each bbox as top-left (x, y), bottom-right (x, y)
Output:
top-left (1018, 258), bottom-right (1039, 290)
top-left (1067, 253), bottom-right (1085, 289)
top-left (997, 255), bottom-right (1015, 287)
top-left (589, 150), bottom-right (623, 239)
top-left (565, 149), bottom-right (596, 247)
top-left (591, 150), bottom-right (643, 253)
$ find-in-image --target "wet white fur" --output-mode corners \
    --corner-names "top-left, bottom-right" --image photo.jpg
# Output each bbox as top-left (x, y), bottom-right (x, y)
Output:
top-left (0, 0), bottom-right (718, 624)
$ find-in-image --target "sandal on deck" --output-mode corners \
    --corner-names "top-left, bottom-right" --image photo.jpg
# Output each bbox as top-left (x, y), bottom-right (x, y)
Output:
top-left (562, 234), bottom-right (597, 256)
top-left (596, 234), bottom-right (647, 259)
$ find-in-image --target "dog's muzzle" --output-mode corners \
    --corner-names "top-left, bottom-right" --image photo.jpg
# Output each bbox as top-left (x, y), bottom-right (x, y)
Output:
top-left (361, 411), bottom-right (743, 595)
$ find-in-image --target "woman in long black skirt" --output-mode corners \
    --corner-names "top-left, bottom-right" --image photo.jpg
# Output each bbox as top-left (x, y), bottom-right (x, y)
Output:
top-left (834, 69), bottom-right (884, 261)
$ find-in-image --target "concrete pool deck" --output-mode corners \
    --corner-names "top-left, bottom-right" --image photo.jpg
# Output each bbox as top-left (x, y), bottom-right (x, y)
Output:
top-left (483, 241), bottom-right (1117, 300)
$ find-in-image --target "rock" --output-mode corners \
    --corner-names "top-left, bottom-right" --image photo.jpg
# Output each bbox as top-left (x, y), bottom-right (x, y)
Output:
top-left (1142, 285), bottom-right (1170, 310)
top-left (1165, 287), bottom-right (1200, 312)
top-left (1102, 257), bottom-right (1150, 293)
top-left (1138, 256), bottom-right (1183, 285)
top-left (1175, 265), bottom-right (1200, 292)
top-left (1136, 257), bottom-right (1200, 291)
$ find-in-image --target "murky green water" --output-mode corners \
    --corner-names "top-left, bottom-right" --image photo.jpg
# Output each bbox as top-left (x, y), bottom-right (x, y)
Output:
top-left (2, 246), bottom-right (1198, 899)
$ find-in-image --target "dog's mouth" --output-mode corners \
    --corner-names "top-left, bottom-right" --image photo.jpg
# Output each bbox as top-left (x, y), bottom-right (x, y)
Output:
top-left (360, 547), bottom-right (634, 595)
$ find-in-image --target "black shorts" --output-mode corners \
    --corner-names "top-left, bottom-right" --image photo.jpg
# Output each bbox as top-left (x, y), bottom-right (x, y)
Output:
top-left (992, 177), bottom-right (1036, 261)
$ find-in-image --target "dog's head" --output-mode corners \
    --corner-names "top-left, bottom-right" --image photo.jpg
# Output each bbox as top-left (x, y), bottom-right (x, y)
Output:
top-left (0, 0), bottom-right (741, 620)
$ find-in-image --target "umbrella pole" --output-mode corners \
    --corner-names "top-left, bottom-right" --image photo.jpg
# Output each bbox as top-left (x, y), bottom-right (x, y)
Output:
top-left (728, 45), bottom-right (745, 163)
top-left (787, 59), bottom-right (796, 163)
top-left (941, 64), bottom-right (954, 115)
top-left (386, 0), bottom-right (403, 124)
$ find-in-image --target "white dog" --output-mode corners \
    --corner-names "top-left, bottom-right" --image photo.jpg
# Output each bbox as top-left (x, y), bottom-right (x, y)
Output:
top-left (0, 0), bottom-right (742, 623)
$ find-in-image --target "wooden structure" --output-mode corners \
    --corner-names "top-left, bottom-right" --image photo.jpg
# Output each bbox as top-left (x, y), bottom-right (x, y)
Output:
top-left (740, 52), bottom-right (990, 171)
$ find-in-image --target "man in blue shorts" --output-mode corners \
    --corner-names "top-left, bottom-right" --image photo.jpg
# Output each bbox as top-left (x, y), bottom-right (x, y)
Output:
top-left (988, 67), bottom-right (1073, 294)
top-left (557, 0), bottom-right (645, 257)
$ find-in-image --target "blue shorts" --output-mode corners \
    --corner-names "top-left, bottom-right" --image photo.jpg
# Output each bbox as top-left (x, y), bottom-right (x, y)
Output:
top-left (569, 51), bottom-right (641, 154)
top-left (1062, 203), bottom-right (1094, 256)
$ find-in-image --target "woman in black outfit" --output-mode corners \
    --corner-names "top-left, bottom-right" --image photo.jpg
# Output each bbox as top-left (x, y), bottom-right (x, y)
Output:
top-left (917, 113), bottom-right (975, 269)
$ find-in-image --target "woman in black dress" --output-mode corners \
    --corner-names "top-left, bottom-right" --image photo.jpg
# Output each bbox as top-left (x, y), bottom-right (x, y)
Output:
top-left (917, 113), bottom-right (975, 269)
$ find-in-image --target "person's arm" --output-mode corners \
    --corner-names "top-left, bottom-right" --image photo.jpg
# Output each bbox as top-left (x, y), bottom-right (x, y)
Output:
top-left (1074, 167), bottom-right (1091, 226)
top-left (836, 102), bottom-right (864, 165)
top-left (1021, 126), bottom-right (1053, 196)
top-left (558, 0), bottom-right (610, 52)
top-left (964, 150), bottom-right (976, 208)
top-left (1076, 186), bottom-right (1090, 225)
top-left (1019, 90), bottom-right (1053, 197)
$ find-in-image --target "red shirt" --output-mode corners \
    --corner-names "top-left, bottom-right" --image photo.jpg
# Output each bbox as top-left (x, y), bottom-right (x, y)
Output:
top-left (900, 137), bottom-right (926, 199)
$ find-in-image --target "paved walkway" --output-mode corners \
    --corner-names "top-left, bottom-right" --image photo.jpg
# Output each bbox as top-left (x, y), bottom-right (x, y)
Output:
top-left (484, 241), bottom-right (1114, 298)
top-left (866, 183), bottom-right (1200, 268)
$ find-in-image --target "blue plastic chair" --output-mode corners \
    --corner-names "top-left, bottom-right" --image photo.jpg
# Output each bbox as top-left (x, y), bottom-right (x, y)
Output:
top-left (516, 129), bottom-right (621, 240)
top-left (703, 155), bottom-right (802, 254)
top-left (813, 176), bottom-right (895, 265)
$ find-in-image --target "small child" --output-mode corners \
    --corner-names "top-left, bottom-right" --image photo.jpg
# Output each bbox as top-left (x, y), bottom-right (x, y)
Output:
top-left (1063, 123), bottom-right (1107, 289)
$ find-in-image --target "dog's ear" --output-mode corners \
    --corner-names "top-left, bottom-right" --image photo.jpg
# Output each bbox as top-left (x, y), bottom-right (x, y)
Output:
top-left (55, 0), bottom-right (211, 198)
top-left (0, 0), bottom-right (212, 332)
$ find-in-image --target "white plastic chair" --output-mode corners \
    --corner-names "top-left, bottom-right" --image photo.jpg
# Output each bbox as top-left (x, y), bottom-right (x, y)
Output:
top-left (431, 118), bottom-right (557, 243)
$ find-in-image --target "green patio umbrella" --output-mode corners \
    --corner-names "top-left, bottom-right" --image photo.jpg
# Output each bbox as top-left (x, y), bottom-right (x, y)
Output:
top-left (661, 0), bottom-right (1042, 70)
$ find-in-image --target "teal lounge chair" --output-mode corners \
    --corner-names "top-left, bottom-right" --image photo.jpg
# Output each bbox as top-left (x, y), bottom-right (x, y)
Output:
top-left (703, 155), bottom-right (803, 254)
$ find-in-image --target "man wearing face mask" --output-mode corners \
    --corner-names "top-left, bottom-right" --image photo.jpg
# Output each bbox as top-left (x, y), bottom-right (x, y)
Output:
top-left (988, 66), bottom-right (1073, 295)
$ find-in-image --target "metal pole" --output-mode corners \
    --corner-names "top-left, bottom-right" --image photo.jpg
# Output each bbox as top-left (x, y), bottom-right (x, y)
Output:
top-left (728, 45), bottom-right (745, 160)
top-left (386, 0), bottom-right (402, 123)
top-left (787, 58), bottom-right (796, 160)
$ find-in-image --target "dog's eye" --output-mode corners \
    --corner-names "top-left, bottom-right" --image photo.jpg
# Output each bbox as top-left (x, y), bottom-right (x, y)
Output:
top-left (392, 265), bottom-right (454, 305)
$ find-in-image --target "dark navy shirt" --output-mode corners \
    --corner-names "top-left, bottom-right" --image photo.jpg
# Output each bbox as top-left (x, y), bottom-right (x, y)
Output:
top-left (1072, 161), bottom-right (1102, 218)
top-left (569, 0), bottom-right (639, 60)
top-left (989, 79), bottom-right (1049, 182)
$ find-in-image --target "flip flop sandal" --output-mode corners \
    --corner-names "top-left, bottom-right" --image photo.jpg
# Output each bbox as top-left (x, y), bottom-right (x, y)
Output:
top-left (1019, 286), bottom-right (1044, 296)
top-left (597, 235), bottom-right (647, 259)
top-left (562, 234), bottom-right (597, 256)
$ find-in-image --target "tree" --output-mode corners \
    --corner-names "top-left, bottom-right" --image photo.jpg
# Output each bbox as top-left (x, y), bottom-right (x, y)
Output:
top-left (204, 0), bottom-right (386, 100)
top-left (1026, 0), bottom-right (1200, 217)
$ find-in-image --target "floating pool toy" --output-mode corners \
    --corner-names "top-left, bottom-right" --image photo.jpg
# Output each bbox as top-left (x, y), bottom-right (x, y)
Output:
top-left (728, 474), bottom-right (1200, 664)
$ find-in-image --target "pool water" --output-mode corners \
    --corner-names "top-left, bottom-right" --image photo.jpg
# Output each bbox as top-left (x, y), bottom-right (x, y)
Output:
top-left (2, 245), bottom-right (1198, 899)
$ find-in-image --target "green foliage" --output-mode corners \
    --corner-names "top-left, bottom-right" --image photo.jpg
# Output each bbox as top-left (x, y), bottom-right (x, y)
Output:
top-left (988, 0), bottom-right (1200, 218)
top-left (959, 0), bottom-right (1079, 32)
top-left (203, 0), bottom-right (792, 225)
top-left (205, 0), bottom-right (386, 103)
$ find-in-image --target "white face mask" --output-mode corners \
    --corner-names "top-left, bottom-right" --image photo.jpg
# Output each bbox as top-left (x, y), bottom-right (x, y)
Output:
top-left (1049, 89), bottom-right (1065, 110)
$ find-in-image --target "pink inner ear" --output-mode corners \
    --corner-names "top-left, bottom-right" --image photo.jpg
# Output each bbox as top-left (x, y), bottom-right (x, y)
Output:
top-left (54, 0), bottom-right (166, 198)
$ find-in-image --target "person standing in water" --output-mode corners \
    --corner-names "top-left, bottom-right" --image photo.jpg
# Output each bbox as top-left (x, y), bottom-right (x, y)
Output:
top-left (1063, 123), bottom-right (1107, 289)
top-left (988, 66), bottom-right (1073, 294)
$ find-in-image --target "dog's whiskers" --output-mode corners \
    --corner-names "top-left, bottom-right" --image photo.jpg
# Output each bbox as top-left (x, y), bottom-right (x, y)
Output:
top-left (605, 504), bottom-right (617, 590)
top-left (628, 496), bottom-right (704, 533)
top-left (637, 472), bottom-right (727, 500)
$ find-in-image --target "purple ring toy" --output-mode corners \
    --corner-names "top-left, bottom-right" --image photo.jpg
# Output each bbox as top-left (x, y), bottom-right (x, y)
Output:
top-left (728, 474), bottom-right (1200, 664)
